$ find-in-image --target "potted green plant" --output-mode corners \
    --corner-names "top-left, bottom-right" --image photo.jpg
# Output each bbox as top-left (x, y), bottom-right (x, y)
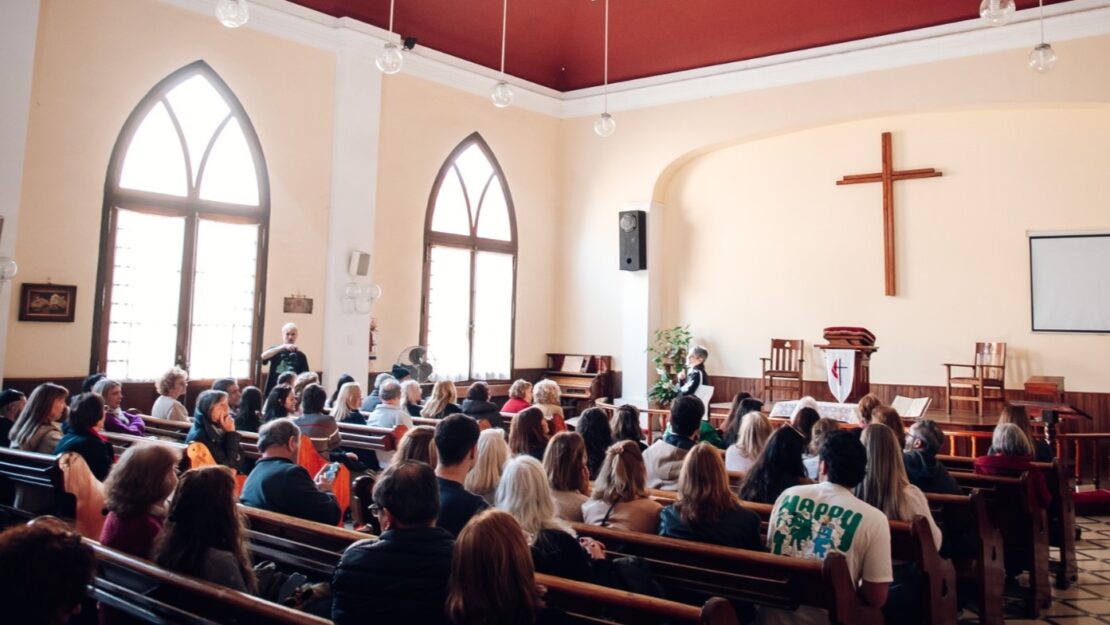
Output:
top-left (647, 325), bottom-right (692, 407)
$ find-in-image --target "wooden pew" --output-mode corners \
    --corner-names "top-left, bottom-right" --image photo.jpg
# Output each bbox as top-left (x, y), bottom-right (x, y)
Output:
top-left (0, 447), bottom-right (74, 516)
top-left (926, 491), bottom-right (1005, 625)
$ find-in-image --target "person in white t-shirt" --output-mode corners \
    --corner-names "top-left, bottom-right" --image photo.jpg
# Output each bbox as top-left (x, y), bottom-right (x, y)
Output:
top-left (760, 430), bottom-right (892, 625)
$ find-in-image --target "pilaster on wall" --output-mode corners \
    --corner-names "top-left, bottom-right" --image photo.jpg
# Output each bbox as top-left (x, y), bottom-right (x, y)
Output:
top-left (321, 30), bottom-right (382, 389)
top-left (619, 201), bottom-right (664, 403)
top-left (0, 0), bottom-right (41, 383)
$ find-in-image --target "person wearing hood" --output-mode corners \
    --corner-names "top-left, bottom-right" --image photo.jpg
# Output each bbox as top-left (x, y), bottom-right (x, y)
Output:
top-left (185, 390), bottom-right (244, 474)
top-left (460, 382), bottom-right (503, 429)
top-left (55, 393), bottom-right (115, 481)
top-left (902, 419), bottom-right (961, 495)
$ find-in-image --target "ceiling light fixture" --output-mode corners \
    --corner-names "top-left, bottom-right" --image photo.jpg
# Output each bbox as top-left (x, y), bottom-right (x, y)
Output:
top-left (215, 0), bottom-right (249, 28)
top-left (593, 0), bottom-right (616, 138)
top-left (1029, 0), bottom-right (1057, 73)
top-left (376, 0), bottom-right (404, 75)
top-left (979, 0), bottom-right (1015, 26)
top-left (491, 0), bottom-right (514, 107)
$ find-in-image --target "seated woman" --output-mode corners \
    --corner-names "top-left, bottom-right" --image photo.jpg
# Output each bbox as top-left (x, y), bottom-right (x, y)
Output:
top-left (581, 441), bottom-right (663, 533)
top-left (872, 406), bottom-right (907, 449)
top-left (543, 432), bottom-right (590, 521)
top-left (55, 393), bottom-right (115, 481)
top-left (421, 380), bottom-right (462, 420)
top-left (154, 465), bottom-right (257, 593)
top-left (791, 406), bottom-right (821, 446)
top-left (332, 381), bottom-right (367, 425)
top-left (401, 380), bottom-right (424, 417)
top-left (326, 373), bottom-right (356, 412)
top-left (100, 442), bottom-right (180, 559)
top-left (576, 407), bottom-right (613, 479)
top-left (856, 423), bottom-right (942, 548)
top-left (9, 382), bottom-right (69, 453)
top-left (721, 394), bottom-right (764, 447)
top-left (508, 407), bottom-right (549, 462)
top-left (292, 372), bottom-right (320, 413)
top-left (610, 404), bottom-right (647, 452)
top-left (465, 428), bottom-right (510, 505)
top-left (496, 455), bottom-right (603, 583)
top-left (854, 393), bottom-right (882, 439)
top-left (660, 443), bottom-right (762, 550)
top-left (803, 417), bottom-right (842, 479)
top-left (295, 383), bottom-right (361, 468)
top-left (461, 382), bottom-right (503, 429)
top-left (93, 378), bottom-right (145, 436)
top-left (233, 386), bottom-right (264, 433)
top-left (725, 411), bottom-right (772, 474)
top-left (185, 390), bottom-right (244, 473)
top-left (738, 426), bottom-right (811, 504)
top-left (996, 405), bottom-right (1054, 462)
top-left (262, 384), bottom-right (296, 424)
top-left (395, 425), bottom-right (438, 468)
top-left (446, 509), bottom-right (563, 625)
top-left (502, 380), bottom-right (533, 414)
top-left (151, 367), bottom-right (190, 422)
top-left (975, 422), bottom-right (1052, 508)
top-left (531, 380), bottom-right (566, 433)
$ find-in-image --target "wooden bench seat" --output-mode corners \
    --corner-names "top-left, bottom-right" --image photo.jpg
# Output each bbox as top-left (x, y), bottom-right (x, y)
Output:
top-left (926, 490), bottom-right (1004, 625)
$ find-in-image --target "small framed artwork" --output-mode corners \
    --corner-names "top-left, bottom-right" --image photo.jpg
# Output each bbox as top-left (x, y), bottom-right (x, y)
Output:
top-left (283, 294), bottom-right (314, 314)
top-left (19, 283), bottom-right (77, 322)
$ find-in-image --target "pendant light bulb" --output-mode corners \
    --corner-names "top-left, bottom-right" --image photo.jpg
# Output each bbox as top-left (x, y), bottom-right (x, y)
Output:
top-left (376, 42), bottom-right (404, 74)
top-left (216, 0), bottom-right (250, 28)
top-left (979, 0), bottom-right (1015, 26)
top-left (1029, 42), bottom-right (1057, 73)
top-left (491, 81), bottom-right (514, 108)
top-left (594, 112), bottom-right (616, 138)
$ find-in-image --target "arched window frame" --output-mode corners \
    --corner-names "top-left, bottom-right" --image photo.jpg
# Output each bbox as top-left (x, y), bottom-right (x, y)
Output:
top-left (420, 133), bottom-right (518, 381)
top-left (92, 60), bottom-right (270, 381)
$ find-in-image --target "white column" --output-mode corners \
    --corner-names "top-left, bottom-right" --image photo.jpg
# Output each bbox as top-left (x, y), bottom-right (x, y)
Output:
top-left (0, 0), bottom-right (40, 382)
top-left (321, 31), bottom-right (382, 389)
top-left (619, 201), bottom-right (664, 403)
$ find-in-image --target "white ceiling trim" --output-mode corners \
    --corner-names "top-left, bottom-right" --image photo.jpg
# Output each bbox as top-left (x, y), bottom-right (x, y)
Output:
top-left (164, 0), bottom-right (1110, 119)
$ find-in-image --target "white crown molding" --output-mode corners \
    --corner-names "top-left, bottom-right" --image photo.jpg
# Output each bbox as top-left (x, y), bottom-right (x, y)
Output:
top-left (164, 0), bottom-right (1110, 119)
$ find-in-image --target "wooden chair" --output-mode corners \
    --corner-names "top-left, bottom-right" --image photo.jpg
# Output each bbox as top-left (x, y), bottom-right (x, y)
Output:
top-left (944, 342), bottom-right (1006, 416)
top-left (761, 339), bottom-right (805, 402)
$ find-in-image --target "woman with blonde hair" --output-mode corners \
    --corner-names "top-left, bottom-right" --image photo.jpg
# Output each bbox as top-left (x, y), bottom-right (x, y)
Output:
top-left (100, 442), bottom-right (180, 559)
top-left (151, 367), bottom-right (189, 422)
top-left (421, 380), bottom-right (461, 419)
top-left (9, 382), bottom-right (68, 453)
top-left (581, 440), bottom-right (663, 533)
top-left (531, 379), bottom-right (566, 433)
top-left (975, 422), bottom-right (1052, 508)
top-left (996, 404), bottom-right (1053, 462)
top-left (445, 510), bottom-right (554, 625)
top-left (401, 380), bottom-right (424, 417)
top-left (332, 381), bottom-right (367, 425)
top-left (394, 425), bottom-right (438, 468)
top-left (508, 407), bottom-right (549, 461)
top-left (856, 423), bottom-right (942, 549)
top-left (502, 380), bottom-right (533, 414)
top-left (495, 456), bottom-right (602, 582)
top-left (660, 443), bottom-right (762, 549)
top-left (543, 432), bottom-right (590, 521)
top-left (725, 411), bottom-right (772, 474)
top-left (465, 428), bottom-right (510, 504)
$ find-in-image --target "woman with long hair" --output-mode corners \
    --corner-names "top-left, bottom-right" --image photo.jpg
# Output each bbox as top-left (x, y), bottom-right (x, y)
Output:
top-left (185, 390), bottom-right (244, 473)
top-left (872, 406), bottom-right (907, 449)
top-left (9, 382), bottom-right (68, 453)
top-left (576, 407), bottom-right (613, 479)
top-left (721, 394), bottom-right (764, 447)
top-left (100, 442), bottom-right (180, 559)
top-left (421, 380), bottom-right (461, 419)
top-left (996, 404), bottom-right (1053, 461)
top-left (262, 384), bottom-right (296, 424)
top-left (55, 393), bottom-right (114, 481)
top-left (327, 373), bottom-right (356, 411)
top-left (508, 407), bottom-right (549, 461)
top-left (465, 428), bottom-right (511, 505)
top-left (856, 393), bottom-right (882, 433)
top-left (725, 411), bottom-right (772, 474)
top-left (531, 380), bottom-right (566, 433)
top-left (791, 406), bottom-right (821, 446)
top-left (446, 510), bottom-right (555, 625)
top-left (394, 425), bottom-right (438, 468)
top-left (856, 423), bottom-right (942, 548)
top-left (496, 456), bottom-right (602, 582)
top-left (610, 404), bottom-right (646, 451)
top-left (543, 432), bottom-right (590, 521)
top-left (661, 443), bottom-right (762, 549)
top-left (331, 381), bottom-right (367, 425)
top-left (154, 465), bottom-right (257, 593)
top-left (804, 417), bottom-right (842, 479)
top-left (233, 386), bottom-right (264, 433)
top-left (738, 426), bottom-right (810, 504)
top-left (581, 441), bottom-right (663, 533)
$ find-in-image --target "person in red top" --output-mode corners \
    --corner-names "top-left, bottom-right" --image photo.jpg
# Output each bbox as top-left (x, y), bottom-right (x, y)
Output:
top-left (973, 422), bottom-right (1052, 508)
top-left (99, 442), bottom-right (181, 559)
top-left (502, 380), bottom-right (533, 414)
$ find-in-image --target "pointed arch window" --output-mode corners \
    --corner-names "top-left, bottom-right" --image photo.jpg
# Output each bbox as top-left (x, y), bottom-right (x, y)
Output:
top-left (94, 61), bottom-right (269, 382)
top-left (422, 134), bottom-right (517, 381)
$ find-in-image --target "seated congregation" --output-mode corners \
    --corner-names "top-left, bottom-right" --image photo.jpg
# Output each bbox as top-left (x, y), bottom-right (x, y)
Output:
top-left (0, 363), bottom-right (1076, 624)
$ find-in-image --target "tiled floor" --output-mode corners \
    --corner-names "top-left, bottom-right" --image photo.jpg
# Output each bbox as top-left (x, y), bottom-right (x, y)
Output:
top-left (1004, 515), bottom-right (1110, 625)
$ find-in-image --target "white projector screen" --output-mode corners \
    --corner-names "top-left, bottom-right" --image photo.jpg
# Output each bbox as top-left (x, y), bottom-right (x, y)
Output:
top-left (1029, 233), bottom-right (1110, 333)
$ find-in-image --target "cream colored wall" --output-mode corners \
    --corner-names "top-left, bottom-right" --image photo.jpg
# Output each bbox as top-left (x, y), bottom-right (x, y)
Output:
top-left (557, 34), bottom-right (1110, 393)
top-left (7, 0), bottom-right (335, 378)
top-left (372, 74), bottom-right (561, 371)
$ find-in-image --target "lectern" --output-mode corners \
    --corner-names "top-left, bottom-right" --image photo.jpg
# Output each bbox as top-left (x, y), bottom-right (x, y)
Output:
top-left (815, 327), bottom-right (878, 403)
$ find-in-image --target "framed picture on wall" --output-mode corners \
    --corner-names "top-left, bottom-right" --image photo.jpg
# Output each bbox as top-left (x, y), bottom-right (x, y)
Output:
top-left (19, 283), bottom-right (77, 322)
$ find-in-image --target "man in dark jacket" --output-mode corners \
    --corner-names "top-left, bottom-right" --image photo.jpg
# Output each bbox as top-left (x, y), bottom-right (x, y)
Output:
top-left (903, 419), bottom-right (962, 495)
top-left (240, 418), bottom-right (340, 525)
top-left (332, 461), bottom-right (454, 625)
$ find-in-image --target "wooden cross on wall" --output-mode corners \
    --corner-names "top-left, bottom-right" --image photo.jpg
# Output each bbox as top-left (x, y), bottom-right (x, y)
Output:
top-left (836, 132), bottom-right (942, 297)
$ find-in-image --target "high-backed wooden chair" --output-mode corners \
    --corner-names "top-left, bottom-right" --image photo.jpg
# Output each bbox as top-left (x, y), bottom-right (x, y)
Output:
top-left (760, 339), bottom-right (804, 402)
top-left (944, 342), bottom-right (1006, 416)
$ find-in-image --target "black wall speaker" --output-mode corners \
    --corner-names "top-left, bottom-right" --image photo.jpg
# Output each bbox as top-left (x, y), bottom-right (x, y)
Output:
top-left (619, 210), bottom-right (647, 271)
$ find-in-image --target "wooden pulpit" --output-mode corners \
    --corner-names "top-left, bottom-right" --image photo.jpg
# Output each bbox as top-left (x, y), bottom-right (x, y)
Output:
top-left (816, 327), bottom-right (878, 403)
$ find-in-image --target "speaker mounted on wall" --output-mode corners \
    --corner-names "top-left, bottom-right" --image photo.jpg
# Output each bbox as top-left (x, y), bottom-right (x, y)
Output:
top-left (619, 210), bottom-right (647, 271)
top-left (348, 251), bottom-right (371, 277)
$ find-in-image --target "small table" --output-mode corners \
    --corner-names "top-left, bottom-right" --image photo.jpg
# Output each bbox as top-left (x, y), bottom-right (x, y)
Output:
top-left (1025, 376), bottom-right (1065, 403)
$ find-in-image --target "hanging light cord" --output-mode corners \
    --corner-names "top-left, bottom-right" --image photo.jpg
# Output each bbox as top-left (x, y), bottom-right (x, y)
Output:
top-left (603, 0), bottom-right (609, 113)
top-left (1038, 0), bottom-right (1046, 44)
top-left (388, 0), bottom-right (395, 33)
top-left (500, 0), bottom-right (508, 75)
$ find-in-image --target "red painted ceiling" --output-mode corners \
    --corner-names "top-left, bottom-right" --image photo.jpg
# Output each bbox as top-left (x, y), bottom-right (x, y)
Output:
top-left (290, 0), bottom-right (1068, 91)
